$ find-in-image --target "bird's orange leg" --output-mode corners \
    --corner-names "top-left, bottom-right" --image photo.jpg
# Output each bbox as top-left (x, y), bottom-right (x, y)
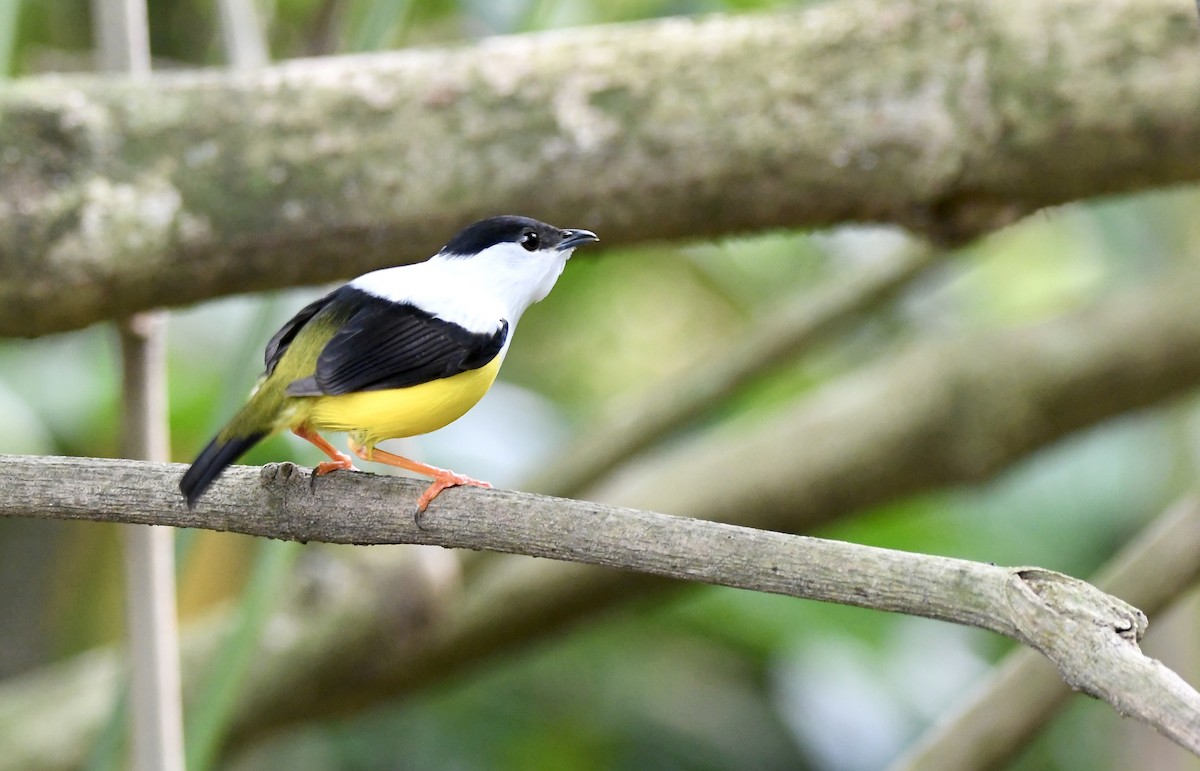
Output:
top-left (292, 425), bottom-right (357, 475)
top-left (347, 438), bottom-right (491, 512)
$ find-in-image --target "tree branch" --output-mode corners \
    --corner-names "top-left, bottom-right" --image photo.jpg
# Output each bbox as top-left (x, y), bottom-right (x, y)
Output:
top-left (1, 454), bottom-right (1199, 757)
top-left (7, 265), bottom-right (1200, 765)
top-left (891, 497), bottom-right (1200, 771)
top-left (582, 268), bottom-right (1200, 523)
top-left (95, 0), bottom-right (187, 765)
top-left (1, 0), bottom-right (1199, 336)
top-left (530, 242), bottom-right (941, 498)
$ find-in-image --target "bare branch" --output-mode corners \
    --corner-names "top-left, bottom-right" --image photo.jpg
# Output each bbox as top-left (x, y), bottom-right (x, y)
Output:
top-left (1, 454), bottom-right (1198, 757)
top-left (1, 0), bottom-right (1199, 336)
top-left (892, 498), bottom-right (1200, 771)
top-left (116, 314), bottom-right (182, 771)
top-left (216, 0), bottom-right (269, 71)
top-left (1005, 570), bottom-right (1199, 752)
top-left (6, 264), bottom-right (1200, 765)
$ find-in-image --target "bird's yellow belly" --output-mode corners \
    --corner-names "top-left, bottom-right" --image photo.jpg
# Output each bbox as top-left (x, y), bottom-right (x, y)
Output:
top-left (302, 355), bottom-right (502, 445)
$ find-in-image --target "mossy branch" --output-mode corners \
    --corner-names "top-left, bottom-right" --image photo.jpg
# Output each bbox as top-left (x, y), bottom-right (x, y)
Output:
top-left (1, 0), bottom-right (1199, 336)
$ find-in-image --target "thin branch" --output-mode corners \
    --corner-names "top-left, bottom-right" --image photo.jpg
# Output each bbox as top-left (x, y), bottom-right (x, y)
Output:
top-left (90, 0), bottom-right (150, 75)
top-left (2, 0), bottom-right (1200, 336)
top-left (216, 0), bottom-right (269, 70)
top-left (93, 0), bottom-right (185, 767)
top-left (116, 317), bottom-right (182, 771)
top-left (530, 242), bottom-right (940, 497)
top-left (890, 497), bottom-right (1200, 771)
top-left (1, 455), bottom-right (1198, 756)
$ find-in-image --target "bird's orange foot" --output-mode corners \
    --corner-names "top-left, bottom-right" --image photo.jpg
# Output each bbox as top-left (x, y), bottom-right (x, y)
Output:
top-left (416, 472), bottom-right (492, 513)
top-left (310, 457), bottom-right (356, 492)
top-left (314, 454), bottom-right (356, 476)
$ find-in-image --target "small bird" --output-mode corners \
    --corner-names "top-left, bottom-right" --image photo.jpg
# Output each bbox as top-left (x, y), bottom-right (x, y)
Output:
top-left (180, 215), bottom-right (598, 511)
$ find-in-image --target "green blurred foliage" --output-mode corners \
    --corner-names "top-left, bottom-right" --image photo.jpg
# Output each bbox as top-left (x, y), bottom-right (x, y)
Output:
top-left (2, 0), bottom-right (1200, 769)
top-left (5, 0), bottom-right (819, 70)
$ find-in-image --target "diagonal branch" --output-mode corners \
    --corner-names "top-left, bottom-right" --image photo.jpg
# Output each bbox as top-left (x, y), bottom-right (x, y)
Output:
top-left (1, 0), bottom-right (1199, 336)
top-left (530, 242), bottom-right (941, 498)
top-left (581, 268), bottom-right (1200, 521)
top-left (1, 455), bottom-right (1198, 756)
top-left (891, 497), bottom-right (1200, 771)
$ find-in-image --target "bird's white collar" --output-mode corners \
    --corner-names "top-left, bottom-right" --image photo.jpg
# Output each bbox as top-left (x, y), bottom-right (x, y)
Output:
top-left (349, 241), bottom-right (574, 334)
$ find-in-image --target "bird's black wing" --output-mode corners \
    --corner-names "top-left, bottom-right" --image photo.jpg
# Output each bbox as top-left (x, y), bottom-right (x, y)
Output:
top-left (263, 292), bottom-right (337, 376)
top-left (285, 298), bottom-right (508, 397)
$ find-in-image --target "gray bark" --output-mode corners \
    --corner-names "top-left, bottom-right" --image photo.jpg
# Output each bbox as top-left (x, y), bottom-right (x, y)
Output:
top-left (890, 500), bottom-right (1200, 771)
top-left (1, 455), bottom-right (1199, 759)
top-left (1, 0), bottom-right (1199, 336)
top-left (5, 266), bottom-right (1200, 764)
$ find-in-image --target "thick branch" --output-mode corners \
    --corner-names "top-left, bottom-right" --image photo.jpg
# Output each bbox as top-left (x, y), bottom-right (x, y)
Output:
top-left (1, 454), bottom-right (1199, 757)
top-left (2, 0), bottom-right (1199, 336)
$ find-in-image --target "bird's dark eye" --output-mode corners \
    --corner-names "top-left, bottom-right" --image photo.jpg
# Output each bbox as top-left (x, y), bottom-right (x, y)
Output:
top-left (519, 231), bottom-right (540, 251)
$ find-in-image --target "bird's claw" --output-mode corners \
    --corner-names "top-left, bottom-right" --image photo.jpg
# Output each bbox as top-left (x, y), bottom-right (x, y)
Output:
top-left (413, 474), bottom-right (491, 527)
top-left (309, 458), bottom-right (357, 492)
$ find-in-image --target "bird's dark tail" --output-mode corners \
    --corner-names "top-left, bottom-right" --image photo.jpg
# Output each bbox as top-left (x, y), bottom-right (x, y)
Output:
top-left (180, 431), bottom-right (267, 508)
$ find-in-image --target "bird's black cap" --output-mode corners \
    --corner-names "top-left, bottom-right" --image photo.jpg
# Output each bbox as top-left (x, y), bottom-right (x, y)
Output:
top-left (441, 215), bottom-right (596, 256)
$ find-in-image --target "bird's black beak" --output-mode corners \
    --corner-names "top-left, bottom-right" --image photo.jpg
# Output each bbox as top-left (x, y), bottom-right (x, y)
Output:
top-left (558, 229), bottom-right (599, 251)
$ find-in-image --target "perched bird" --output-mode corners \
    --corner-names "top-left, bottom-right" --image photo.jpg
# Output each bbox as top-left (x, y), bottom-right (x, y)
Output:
top-left (180, 215), bottom-right (598, 511)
